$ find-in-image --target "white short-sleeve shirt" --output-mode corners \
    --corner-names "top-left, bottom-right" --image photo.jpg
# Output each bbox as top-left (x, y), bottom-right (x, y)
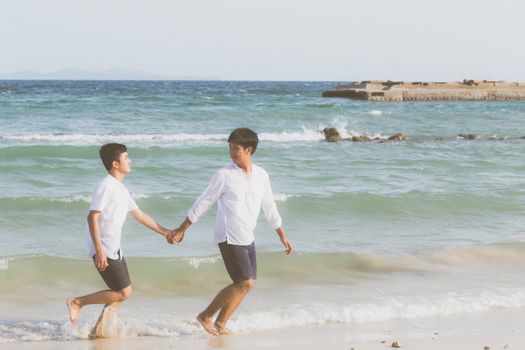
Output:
top-left (85, 174), bottom-right (138, 259)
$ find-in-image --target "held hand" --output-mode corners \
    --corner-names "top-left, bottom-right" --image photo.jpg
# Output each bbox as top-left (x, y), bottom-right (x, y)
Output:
top-left (166, 229), bottom-right (185, 244)
top-left (166, 230), bottom-right (177, 244)
top-left (94, 251), bottom-right (108, 271)
top-left (172, 229), bottom-right (185, 243)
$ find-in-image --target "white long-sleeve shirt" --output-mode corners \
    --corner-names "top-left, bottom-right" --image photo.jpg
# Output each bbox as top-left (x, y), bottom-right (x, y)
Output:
top-left (187, 163), bottom-right (282, 245)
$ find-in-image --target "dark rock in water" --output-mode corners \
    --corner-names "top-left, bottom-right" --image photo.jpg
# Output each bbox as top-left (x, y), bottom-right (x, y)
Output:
top-left (351, 135), bottom-right (371, 142)
top-left (435, 136), bottom-right (444, 141)
top-left (323, 128), bottom-right (341, 142)
top-left (458, 133), bottom-right (479, 140)
top-left (323, 128), bottom-right (407, 143)
top-left (388, 133), bottom-right (406, 141)
top-left (391, 341), bottom-right (401, 348)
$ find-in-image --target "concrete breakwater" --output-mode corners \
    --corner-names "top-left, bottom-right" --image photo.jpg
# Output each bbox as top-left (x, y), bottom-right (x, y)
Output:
top-left (322, 80), bottom-right (525, 101)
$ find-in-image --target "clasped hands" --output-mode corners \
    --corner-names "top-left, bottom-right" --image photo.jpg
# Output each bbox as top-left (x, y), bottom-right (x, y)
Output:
top-left (165, 229), bottom-right (185, 244)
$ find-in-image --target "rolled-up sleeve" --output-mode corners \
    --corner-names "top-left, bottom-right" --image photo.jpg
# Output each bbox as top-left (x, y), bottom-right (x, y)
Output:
top-left (261, 177), bottom-right (282, 230)
top-left (187, 170), bottom-right (224, 224)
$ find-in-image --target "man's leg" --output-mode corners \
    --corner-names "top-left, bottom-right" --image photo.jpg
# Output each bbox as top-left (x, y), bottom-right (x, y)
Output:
top-left (197, 242), bottom-right (255, 335)
top-left (197, 279), bottom-right (254, 335)
top-left (214, 279), bottom-right (254, 333)
top-left (67, 286), bottom-right (132, 327)
top-left (214, 242), bottom-right (256, 332)
top-left (89, 300), bottom-right (125, 339)
top-left (197, 284), bottom-right (235, 336)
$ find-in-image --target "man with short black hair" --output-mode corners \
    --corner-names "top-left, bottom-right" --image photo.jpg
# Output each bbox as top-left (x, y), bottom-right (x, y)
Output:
top-left (168, 128), bottom-right (293, 335)
top-left (67, 143), bottom-right (171, 338)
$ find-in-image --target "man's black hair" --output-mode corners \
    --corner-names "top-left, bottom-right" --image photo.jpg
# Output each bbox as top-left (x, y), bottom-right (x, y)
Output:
top-left (99, 143), bottom-right (127, 171)
top-left (227, 128), bottom-right (258, 154)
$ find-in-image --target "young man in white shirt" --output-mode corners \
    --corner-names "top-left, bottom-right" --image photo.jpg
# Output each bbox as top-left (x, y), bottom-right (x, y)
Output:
top-left (168, 128), bottom-right (293, 335)
top-left (67, 143), bottom-right (171, 338)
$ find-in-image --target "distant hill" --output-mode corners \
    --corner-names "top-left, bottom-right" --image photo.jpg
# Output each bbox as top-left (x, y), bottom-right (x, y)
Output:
top-left (0, 68), bottom-right (219, 81)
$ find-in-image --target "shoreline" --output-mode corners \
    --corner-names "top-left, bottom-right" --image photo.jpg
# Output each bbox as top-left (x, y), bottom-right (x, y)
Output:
top-left (2, 308), bottom-right (524, 350)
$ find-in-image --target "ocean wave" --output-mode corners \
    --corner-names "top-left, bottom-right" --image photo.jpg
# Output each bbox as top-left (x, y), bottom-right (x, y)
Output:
top-left (279, 191), bottom-right (524, 219)
top-left (2, 253), bottom-right (416, 295)
top-left (273, 193), bottom-right (297, 202)
top-left (231, 288), bottom-right (525, 331)
top-left (0, 133), bottom-right (228, 147)
top-left (0, 252), bottom-right (419, 299)
top-left (3, 244), bottom-right (525, 296)
top-left (0, 130), bottom-right (326, 147)
top-left (0, 193), bottom-right (151, 205)
top-left (429, 243), bottom-right (525, 265)
top-left (5, 130), bottom-right (517, 148)
top-left (44, 195), bottom-right (91, 203)
top-left (2, 287), bottom-right (525, 342)
top-left (184, 256), bottom-right (222, 269)
top-left (1, 191), bottom-right (521, 227)
top-left (258, 130), bottom-right (323, 142)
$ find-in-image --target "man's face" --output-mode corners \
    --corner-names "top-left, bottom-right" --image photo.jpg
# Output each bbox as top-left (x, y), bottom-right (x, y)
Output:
top-left (114, 151), bottom-right (132, 174)
top-left (229, 142), bottom-right (251, 163)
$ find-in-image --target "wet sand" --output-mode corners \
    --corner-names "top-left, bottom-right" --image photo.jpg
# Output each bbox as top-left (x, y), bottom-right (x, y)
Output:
top-left (3, 308), bottom-right (524, 350)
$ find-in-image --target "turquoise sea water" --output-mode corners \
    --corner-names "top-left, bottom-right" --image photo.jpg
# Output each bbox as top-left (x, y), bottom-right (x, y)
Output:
top-left (1, 80), bottom-right (525, 342)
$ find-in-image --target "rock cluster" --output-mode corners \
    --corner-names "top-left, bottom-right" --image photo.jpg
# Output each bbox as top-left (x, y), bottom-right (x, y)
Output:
top-left (457, 133), bottom-right (480, 140)
top-left (322, 128), bottom-right (406, 142)
top-left (322, 128), bottom-right (525, 143)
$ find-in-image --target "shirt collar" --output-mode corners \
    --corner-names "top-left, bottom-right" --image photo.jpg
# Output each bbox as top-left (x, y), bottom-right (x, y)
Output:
top-left (232, 162), bottom-right (253, 173)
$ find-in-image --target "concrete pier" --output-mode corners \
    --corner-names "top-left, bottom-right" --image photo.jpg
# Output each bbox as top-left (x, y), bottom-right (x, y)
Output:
top-left (322, 80), bottom-right (525, 101)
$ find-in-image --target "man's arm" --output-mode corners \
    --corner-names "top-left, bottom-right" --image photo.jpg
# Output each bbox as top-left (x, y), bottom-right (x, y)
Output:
top-left (87, 210), bottom-right (109, 271)
top-left (276, 226), bottom-right (293, 255)
top-left (130, 208), bottom-right (170, 237)
top-left (261, 174), bottom-right (292, 255)
top-left (167, 171), bottom-right (224, 244)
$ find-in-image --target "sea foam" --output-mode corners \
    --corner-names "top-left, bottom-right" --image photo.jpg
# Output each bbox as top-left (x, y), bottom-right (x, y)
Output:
top-left (2, 287), bottom-right (525, 343)
top-left (1, 129), bottom-right (326, 147)
top-left (273, 193), bottom-right (295, 202)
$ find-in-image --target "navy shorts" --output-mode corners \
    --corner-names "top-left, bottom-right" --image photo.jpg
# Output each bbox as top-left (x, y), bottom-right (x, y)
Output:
top-left (218, 241), bottom-right (257, 283)
top-left (93, 254), bottom-right (131, 291)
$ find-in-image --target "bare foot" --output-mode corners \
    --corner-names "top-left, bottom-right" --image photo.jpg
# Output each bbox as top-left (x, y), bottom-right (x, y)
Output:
top-left (89, 315), bottom-right (106, 339)
top-left (214, 320), bottom-right (230, 335)
top-left (88, 326), bottom-right (104, 340)
top-left (66, 298), bottom-right (80, 327)
top-left (89, 306), bottom-right (111, 339)
top-left (197, 312), bottom-right (219, 336)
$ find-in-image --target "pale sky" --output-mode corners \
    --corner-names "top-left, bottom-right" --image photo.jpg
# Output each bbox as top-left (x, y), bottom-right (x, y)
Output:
top-left (1, 0), bottom-right (524, 81)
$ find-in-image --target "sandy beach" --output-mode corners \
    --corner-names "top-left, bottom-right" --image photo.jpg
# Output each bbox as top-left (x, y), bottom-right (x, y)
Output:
top-left (3, 308), bottom-right (523, 350)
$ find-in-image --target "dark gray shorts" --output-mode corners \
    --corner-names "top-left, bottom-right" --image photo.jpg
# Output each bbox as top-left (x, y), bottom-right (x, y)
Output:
top-left (93, 254), bottom-right (131, 291)
top-left (218, 241), bottom-right (257, 283)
